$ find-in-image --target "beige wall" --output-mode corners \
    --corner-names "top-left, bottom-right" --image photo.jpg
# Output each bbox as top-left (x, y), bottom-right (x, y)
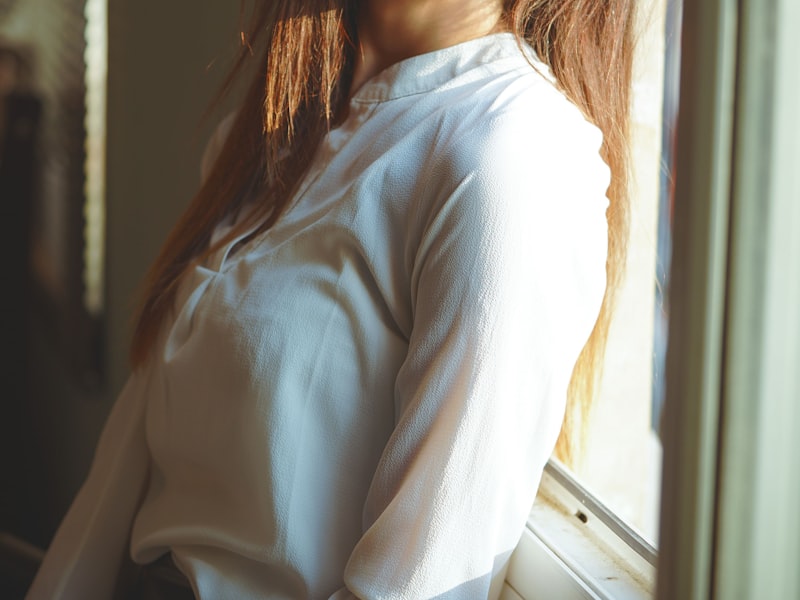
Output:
top-left (0, 0), bottom-right (242, 543)
top-left (105, 0), bottom-right (241, 394)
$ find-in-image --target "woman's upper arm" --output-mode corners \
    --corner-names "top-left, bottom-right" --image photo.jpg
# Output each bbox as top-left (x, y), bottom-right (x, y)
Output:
top-left (339, 106), bottom-right (610, 599)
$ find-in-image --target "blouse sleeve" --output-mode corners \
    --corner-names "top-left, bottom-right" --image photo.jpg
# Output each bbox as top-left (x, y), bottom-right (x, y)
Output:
top-left (25, 374), bottom-right (151, 599)
top-left (332, 107), bottom-right (611, 599)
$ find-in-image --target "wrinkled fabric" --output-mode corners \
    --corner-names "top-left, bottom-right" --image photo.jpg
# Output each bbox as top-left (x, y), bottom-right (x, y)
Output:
top-left (27, 33), bottom-right (609, 600)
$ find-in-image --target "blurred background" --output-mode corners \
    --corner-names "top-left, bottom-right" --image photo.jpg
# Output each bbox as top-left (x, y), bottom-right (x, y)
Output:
top-left (0, 0), bottom-right (240, 593)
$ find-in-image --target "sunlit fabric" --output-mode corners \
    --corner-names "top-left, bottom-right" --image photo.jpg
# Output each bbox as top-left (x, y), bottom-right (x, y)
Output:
top-left (27, 33), bottom-right (609, 600)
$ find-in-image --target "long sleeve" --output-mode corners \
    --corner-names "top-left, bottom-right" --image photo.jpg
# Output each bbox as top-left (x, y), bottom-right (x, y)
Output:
top-left (335, 107), bottom-right (610, 599)
top-left (26, 374), bottom-right (151, 599)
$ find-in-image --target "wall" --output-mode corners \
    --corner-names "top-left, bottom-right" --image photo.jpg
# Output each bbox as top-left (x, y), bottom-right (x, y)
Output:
top-left (0, 0), bottom-right (240, 548)
top-left (105, 0), bottom-right (241, 396)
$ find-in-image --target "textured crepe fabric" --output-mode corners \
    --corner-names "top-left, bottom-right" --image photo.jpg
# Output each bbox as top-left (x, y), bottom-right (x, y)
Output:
top-left (28, 33), bottom-right (609, 600)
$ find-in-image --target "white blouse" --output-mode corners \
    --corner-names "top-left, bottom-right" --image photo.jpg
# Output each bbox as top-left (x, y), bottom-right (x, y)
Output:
top-left (27, 33), bottom-right (610, 600)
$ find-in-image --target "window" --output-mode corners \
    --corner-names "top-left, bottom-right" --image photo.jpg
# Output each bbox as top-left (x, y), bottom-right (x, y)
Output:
top-left (556, 0), bottom-right (679, 549)
top-left (83, 0), bottom-right (108, 318)
top-left (502, 0), bottom-right (677, 595)
top-left (505, 0), bottom-right (800, 598)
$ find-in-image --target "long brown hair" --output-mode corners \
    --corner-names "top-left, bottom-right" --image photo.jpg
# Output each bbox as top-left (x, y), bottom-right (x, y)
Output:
top-left (131, 0), bottom-right (634, 466)
top-left (508, 0), bottom-right (635, 464)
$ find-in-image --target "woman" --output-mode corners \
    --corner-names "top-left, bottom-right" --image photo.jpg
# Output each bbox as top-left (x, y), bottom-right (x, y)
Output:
top-left (28, 0), bottom-right (633, 598)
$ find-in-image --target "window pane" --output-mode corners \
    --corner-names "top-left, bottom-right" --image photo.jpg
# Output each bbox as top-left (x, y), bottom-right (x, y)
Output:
top-left (564, 0), bottom-right (682, 548)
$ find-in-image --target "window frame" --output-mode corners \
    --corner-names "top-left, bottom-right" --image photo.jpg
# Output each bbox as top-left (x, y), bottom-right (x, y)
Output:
top-left (503, 462), bottom-right (656, 600)
top-left (660, 0), bottom-right (800, 597)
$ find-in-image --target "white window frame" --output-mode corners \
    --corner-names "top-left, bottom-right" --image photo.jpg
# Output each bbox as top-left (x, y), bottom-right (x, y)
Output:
top-left (503, 462), bottom-right (656, 600)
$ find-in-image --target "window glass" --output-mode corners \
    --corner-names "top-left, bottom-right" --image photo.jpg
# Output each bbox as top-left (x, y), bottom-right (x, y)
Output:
top-left (563, 0), bottom-right (682, 547)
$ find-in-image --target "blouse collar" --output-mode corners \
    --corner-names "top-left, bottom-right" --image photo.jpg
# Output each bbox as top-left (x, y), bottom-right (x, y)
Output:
top-left (350, 32), bottom-right (536, 104)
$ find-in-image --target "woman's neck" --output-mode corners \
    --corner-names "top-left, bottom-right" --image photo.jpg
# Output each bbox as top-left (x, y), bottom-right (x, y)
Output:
top-left (351, 0), bottom-right (505, 95)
